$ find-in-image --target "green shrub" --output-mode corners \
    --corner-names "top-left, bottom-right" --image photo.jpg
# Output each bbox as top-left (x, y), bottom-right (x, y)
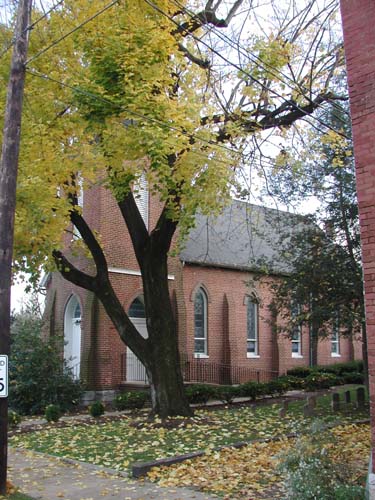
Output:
top-left (304, 372), bottom-right (339, 391)
top-left (44, 404), bottom-right (61, 422)
top-left (286, 366), bottom-right (314, 378)
top-left (319, 360), bottom-right (364, 376)
top-left (185, 384), bottom-right (217, 404)
top-left (9, 312), bottom-right (84, 415)
top-left (114, 391), bottom-right (149, 410)
top-left (263, 379), bottom-right (290, 397)
top-left (277, 375), bottom-right (305, 390)
top-left (8, 409), bottom-right (22, 429)
top-left (239, 381), bottom-right (264, 400)
top-left (216, 385), bottom-right (241, 404)
top-left (277, 423), bottom-right (365, 500)
top-left (340, 372), bottom-right (364, 384)
top-left (89, 401), bottom-right (105, 417)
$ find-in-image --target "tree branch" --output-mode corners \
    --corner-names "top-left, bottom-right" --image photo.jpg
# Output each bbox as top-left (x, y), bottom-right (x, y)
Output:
top-left (178, 42), bottom-right (210, 68)
top-left (52, 250), bottom-right (98, 292)
top-left (70, 208), bottom-right (108, 281)
top-left (174, 0), bottom-right (244, 36)
top-left (151, 207), bottom-right (178, 256)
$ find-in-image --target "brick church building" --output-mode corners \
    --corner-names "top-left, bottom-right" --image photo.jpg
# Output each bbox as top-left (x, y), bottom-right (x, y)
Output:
top-left (42, 178), bottom-right (360, 399)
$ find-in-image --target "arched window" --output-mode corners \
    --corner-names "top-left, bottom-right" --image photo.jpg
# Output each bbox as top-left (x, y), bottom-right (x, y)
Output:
top-left (247, 298), bottom-right (259, 357)
top-left (194, 288), bottom-right (208, 356)
top-left (64, 295), bottom-right (82, 379)
top-left (291, 300), bottom-right (302, 357)
top-left (128, 296), bottom-right (146, 318)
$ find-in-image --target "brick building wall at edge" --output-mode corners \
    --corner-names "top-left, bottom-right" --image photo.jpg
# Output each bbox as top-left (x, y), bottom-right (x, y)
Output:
top-left (340, 0), bottom-right (375, 472)
top-left (44, 179), bottom-right (361, 390)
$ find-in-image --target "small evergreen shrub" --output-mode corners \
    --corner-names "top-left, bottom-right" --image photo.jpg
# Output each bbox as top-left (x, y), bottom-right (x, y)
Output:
top-left (286, 366), bottom-right (314, 378)
top-left (114, 391), bottom-right (148, 410)
top-left (263, 378), bottom-right (290, 397)
top-left (89, 401), bottom-right (105, 417)
top-left (341, 372), bottom-right (364, 384)
top-left (216, 385), bottom-right (241, 404)
top-left (185, 384), bottom-right (217, 404)
top-left (319, 360), bottom-right (364, 376)
top-left (239, 381), bottom-right (264, 400)
top-left (45, 404), bottom-right (61, 422)
top-left (8, 410), bottom-right (22, 429)
top-left (277, 375), bottom-right (305, 390)
top-left (304, 372), bottom-right (339, 391)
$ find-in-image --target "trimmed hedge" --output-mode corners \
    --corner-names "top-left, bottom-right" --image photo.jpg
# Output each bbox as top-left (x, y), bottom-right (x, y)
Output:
top-left (182, 360), bottom-right (364, 406)
top-left (114, 391), bottom-right (149, 410)
top-left (239, 381), bottom-right (265, 400)
top-left (304, 372), bottom-right (340, 391)
top-left (215, 385), bottom-right (242, 404)
top-left (286, 366), bottom-right (314, 378)
top-left (185, 384), bottom-right (217, 404)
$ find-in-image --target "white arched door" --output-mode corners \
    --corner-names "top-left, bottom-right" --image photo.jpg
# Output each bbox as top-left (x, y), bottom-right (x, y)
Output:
top-left (64, 296), bottom-right (82, 379)
top-left (126, 296), bottom-right (148, 382)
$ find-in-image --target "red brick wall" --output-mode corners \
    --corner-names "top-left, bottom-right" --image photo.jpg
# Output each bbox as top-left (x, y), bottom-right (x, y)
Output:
top-left (45, 179), bottom-right (362, 391)
top-left (340, 0), bottom-right (375, 471)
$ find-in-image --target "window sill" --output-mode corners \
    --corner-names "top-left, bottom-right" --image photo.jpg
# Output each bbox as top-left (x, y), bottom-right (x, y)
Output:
top-left (247, 353), bottom-right (260, 358)
top-left (331, 353), bottom-right (341, 358)
top-left (194, 353), bottom-right (209, 359)
top-left (292, 353), bottom-right (303, 358)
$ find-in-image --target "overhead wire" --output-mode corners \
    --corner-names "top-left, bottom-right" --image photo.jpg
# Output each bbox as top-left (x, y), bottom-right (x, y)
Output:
top-left (171, 0), bottom-right (349, 123)
top-left (25, 67), bottom-right (244, 167)
top-left (0, 0), bottom-right (65, 60)
top-left (26, 0), bottom-right (120, 64)
top-left (142, 0), bottom-right (349, 139)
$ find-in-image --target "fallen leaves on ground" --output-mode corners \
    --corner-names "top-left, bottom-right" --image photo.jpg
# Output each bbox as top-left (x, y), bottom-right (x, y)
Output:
top-left (147, 423), bottom-right (370, 499)
top-left (9, 394), bottom-right (368, 472)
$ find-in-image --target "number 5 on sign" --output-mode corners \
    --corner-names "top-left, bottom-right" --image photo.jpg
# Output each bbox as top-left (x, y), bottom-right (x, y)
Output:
top-left (0, 356), bottom-right (8, 397)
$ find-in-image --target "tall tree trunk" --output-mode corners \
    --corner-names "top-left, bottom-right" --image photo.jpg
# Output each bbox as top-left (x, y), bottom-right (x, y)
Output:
top-left (141, 241), bottom-right (191, 418)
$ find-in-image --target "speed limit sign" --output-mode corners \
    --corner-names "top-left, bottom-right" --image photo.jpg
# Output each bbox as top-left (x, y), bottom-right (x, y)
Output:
top-left (0, 355), bottom-right (8, 398)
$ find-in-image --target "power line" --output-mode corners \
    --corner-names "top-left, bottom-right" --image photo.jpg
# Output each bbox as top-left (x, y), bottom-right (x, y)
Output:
top-left (26, 0), bottom-right (119, 65)
top-left (26, 67), bottom-right (243, 165)
top-left (143, 0), bottom-right (349, 140)
top-left (0, 0), bottom-right (65, 60)
top-left (171, 0), bottom-right (349, 124)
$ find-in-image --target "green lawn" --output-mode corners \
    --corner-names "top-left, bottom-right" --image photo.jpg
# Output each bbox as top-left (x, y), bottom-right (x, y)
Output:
top-left (0, 494), bottom-right (35, 500)
top-left (9, 385), bottom-right (368, 472)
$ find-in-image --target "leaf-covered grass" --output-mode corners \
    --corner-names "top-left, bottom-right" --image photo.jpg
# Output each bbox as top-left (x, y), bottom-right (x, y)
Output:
top-left (9, 386), bottom-right (368, 472)
top-left (148, 423), bottom-right (370, 499)
top-left (0, 493), bottom-right (35, 500)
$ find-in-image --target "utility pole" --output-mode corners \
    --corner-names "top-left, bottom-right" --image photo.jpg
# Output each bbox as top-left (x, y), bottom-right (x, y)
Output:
top-left (0, 0), bottom-right (32, 494)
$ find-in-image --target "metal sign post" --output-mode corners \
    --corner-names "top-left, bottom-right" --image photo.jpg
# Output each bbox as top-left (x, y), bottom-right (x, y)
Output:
top-left (0, 356), bottom-right (8, 398)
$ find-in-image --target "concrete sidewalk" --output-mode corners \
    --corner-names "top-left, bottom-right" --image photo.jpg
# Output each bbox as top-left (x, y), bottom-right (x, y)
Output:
top-left (9, 448), bottom-right (217, 500)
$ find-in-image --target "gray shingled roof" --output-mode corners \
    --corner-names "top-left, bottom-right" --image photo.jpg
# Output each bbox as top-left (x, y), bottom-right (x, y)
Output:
top-left (180, 200), bottom-right (307, 275)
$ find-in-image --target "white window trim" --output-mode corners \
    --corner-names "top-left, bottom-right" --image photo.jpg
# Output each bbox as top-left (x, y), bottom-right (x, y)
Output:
top-left (246, 299), bottom-right (259, 357)
top-left (331, 314), bottom-right (340, 357)
top-left (108, 267), bottom-right (175, 281)
top-left (194, 288), bottom-right (208, 356)
top-left (291, 301), bottom-right (302, 357)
